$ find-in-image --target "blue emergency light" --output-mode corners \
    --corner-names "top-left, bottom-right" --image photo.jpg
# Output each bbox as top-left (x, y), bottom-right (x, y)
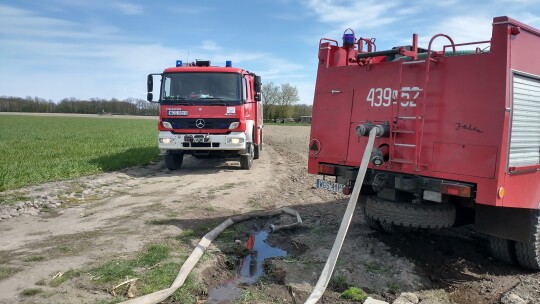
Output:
top-left (342, 28), bottom-right (356, 48)
top-left (176, 60), bottom-right (182, 67)
top-left (226, 60), bottom-right (232, 67)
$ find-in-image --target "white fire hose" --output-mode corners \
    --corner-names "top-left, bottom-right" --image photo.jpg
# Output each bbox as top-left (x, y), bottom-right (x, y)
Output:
top-left (119, 208), bottom-right (302, 304)
top-left (120, 128), bottom-right (376, 304)
top-left (304, 127), bottom-right (377, 303)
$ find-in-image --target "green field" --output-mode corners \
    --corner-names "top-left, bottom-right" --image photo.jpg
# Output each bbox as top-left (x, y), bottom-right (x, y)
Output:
top-left (0, 115), bottom-right (159, 191)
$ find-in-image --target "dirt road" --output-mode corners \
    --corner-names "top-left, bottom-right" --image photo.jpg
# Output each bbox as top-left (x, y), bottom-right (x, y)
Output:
top-left (1, 125), bottom-right (539, 304)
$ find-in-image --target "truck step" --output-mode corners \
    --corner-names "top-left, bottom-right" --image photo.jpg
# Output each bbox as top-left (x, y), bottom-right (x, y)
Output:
top-left (394, 116), bottom-right (421, 120)
top-left (392, 130), bottom-right (415, 134)
top-left (401, 60), bottom-right (426, 65)
top-left (394, 143), bottom-right (416, 148)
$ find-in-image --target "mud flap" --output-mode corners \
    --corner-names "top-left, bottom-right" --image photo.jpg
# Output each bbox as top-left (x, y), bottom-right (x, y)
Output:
top-left (475, 204), bottom-right (534, 242)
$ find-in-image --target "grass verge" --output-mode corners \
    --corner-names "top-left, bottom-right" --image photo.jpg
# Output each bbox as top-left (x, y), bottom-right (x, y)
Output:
top-left (20, 288), bottom-right (43, 296)
top-left (84, 243), bottom-right (204, 303)
top-left (0, 115), bottom-right (159, 192)
top-left (0, 266), bottom-right (22, 281)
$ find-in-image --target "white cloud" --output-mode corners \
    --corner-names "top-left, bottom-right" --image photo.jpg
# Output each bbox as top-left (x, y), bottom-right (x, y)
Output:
top-left (0, 3), bottom-right (308, 102)
top-left (415, 15), bottom-right (493, 50)
top-left (201, 40), bottom-right (222, 51)
top-left (306, 0), bottom-right (400, 30)
top-left (114, 2), bottom-right (143, 15)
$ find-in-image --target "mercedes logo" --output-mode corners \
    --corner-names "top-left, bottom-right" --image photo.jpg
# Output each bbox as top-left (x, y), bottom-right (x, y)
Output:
top-left (195, 119), bottom-right (205, 128)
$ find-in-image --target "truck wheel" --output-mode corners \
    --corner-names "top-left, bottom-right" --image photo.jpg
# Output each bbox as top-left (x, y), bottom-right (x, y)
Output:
top-left (358, 196), bottom-right (381, 230)
top-left (365, 196), bottom-right (456, 229)
top-left (164, 152), bottom-right (184, 171)
top-left (254, 129), bottom-right (261, 159)
top-left (253, 143), bottom-right (260, 159)
top-left (488, 236), bottom-right (516, 265)
top-left (365, 217), bottom-right (382, 230)
top-left (515, 211), bottom-right (540, 270)
top-left (240, 142), bottom-right (254, 170)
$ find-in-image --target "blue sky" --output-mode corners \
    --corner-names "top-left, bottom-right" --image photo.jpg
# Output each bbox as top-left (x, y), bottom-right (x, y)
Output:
top-left (1, 0), bottom-right (539, 104)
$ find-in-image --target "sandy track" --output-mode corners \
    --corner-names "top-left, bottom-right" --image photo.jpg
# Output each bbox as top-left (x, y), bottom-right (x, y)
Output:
top-left (0, 124), bottom-right (539, 304)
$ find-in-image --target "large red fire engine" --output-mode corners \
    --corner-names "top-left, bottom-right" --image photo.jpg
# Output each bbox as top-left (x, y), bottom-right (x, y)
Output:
top-left (147, 60), bottom-right (263, 170)
top-left (308, 17), bottom-right (540, 269)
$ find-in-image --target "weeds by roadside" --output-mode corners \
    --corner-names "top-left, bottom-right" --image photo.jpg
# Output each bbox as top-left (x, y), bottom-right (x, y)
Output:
top-left (37, 241), bottom-right (206, 303)
top-left (0, 266), bottom-right (22, 280)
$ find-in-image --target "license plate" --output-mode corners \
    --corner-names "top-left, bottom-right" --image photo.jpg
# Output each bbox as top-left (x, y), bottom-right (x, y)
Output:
top-left (167, 110), bottom-right (188, 116)
top-left (315, 179), bottom-right (345, 193)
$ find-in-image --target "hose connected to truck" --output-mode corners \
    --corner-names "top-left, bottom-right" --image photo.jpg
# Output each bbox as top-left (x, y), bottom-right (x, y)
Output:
top-left (305, 127), bottom-right (378, 303)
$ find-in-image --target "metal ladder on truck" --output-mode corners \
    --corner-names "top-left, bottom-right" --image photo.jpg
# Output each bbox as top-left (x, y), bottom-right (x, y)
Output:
top-left (389, 34), bottom-right (456, 171)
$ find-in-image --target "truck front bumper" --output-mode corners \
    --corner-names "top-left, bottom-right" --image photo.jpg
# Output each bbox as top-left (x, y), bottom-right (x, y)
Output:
top-left (158, 131), bottom-right (247, 154)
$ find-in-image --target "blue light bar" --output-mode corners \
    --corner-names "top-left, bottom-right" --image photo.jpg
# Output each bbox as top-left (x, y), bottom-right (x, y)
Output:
top-left (176, 60), bottom-right (182, 67)
top-left (226, 60), bottom-right (232, 67)
top-left (343, 34), bottom-right (355, 47)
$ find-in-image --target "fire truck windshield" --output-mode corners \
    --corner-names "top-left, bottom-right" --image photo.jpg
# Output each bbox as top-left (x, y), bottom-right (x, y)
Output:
top-left (161, 72), bottom-right (242, 105)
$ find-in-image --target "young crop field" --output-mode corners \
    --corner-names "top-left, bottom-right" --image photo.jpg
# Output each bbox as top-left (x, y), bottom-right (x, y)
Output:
top-left (0, 115), bottom-right (159, 191)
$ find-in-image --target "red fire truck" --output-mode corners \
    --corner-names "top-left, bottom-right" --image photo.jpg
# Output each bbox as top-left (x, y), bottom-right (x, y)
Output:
top-left (308, 17), bottom-right (540, 269)
top-left (147, 60), bottom-right (263, 170)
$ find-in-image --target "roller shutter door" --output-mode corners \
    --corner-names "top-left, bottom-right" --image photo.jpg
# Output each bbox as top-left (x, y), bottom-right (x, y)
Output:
top-left (509, 74), bottom-right (540, 167)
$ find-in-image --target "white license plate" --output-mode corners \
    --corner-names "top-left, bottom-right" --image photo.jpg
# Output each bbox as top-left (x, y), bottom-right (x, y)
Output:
top-left (167, 110), bottom-right (188, 116)
top-left (315, 179), bottom-right (345, 193)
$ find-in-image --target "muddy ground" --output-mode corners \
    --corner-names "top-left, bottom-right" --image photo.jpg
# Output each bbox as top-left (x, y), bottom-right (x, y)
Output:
top-left (1, 123), bottom-right (539, 304)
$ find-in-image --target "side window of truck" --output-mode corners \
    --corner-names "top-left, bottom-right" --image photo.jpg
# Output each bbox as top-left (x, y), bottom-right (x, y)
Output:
top-left (162, 77), bottom-right (171, 98)
top-left (242, 77), bottom-right (249, 103)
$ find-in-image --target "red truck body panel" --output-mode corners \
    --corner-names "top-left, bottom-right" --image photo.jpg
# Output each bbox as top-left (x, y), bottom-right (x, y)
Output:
top-left (308, 17), bottom-right (540, 210)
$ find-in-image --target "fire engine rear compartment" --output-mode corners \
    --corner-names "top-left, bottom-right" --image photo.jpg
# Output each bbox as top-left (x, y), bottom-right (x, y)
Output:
top-left (308, 17), bottom-right (540, 269)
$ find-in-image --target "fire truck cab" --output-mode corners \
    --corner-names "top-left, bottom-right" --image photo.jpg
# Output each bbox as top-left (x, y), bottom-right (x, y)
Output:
top-left (147, 60), bottom-right (263, 170)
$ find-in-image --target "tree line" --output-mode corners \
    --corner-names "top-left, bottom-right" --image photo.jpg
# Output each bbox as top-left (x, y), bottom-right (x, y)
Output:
top-left (1, 82), bottom-right (312, 120)
top-left (261, 82), bottom-right (312, 122)
top-left (0, 96), bottom-right (159, 116)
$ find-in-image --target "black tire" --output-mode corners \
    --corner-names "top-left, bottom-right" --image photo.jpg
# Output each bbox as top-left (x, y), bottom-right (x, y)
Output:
top-left (164, 152), bottom-right (184, 171)
top-left (254, 129), bottom-right (261, 160)
top-left (253, 144), bottom-right (260, 159)
top-left (240, 142), bottom-right (254, 170)
top-left (379, 221), bottom-right (418, 233)
top-left (365, 196), bottom-right (456, 229)
top-left (488, 236), bottom-right (516, 265)
top-left (365, 217), bottom-right (382, 230)
top-left (515, 210), bottom-right (540, 270)
top-left (358, 196), bottom-right (381, 230)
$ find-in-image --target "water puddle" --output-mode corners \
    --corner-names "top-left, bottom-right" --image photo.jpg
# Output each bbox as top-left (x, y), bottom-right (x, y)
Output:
top-left (207, 230), bottom-right (287, 303)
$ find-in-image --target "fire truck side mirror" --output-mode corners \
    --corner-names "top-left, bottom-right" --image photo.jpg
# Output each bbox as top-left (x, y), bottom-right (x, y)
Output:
top-left (254, 92), bottom-right (261, 102)
top-left (147, 92), bottom-right (153, 102)
top-left (147, 74), bottom-right (153, 93)
top-left (254, 76), bottom-right (262, 93)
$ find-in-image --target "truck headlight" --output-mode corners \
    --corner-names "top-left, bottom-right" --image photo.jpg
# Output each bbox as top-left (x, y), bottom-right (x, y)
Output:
top-left (227, 137), bottom-right (244, 144)
top-left (229, 122), bottom-right (240, 129)
top-left (162, 121), bottom-right (173, 129)
top-left (159, 138), bottom-right (174, 144)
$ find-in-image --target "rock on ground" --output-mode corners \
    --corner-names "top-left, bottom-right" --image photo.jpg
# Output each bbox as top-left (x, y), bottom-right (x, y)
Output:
top-left (500, 293), bottom-right (527, 304)
top-left (393, 292), bottom-right (419, 304)
top-left (365, 297), bottom-right (390, 304)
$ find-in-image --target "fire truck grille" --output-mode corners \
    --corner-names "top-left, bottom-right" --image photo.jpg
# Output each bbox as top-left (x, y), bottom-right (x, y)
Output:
top-left (163, 118), bottom-right (239, 130)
